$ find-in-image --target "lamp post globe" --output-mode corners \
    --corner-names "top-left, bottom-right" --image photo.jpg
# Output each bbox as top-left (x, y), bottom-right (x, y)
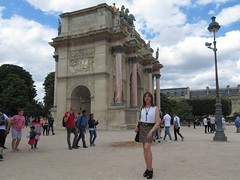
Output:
top-left (207, 16), bottom-right (227, 141)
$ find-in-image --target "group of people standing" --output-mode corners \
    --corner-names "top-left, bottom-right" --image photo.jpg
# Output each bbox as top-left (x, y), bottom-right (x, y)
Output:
top-left (203, 115), bottom-right (216, 133)
top-left (0, 108), bottom-right (55, 160)
top-left (63, 107), bottom-right (98, 150)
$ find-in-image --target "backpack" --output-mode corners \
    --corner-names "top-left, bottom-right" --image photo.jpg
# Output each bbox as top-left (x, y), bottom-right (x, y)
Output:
top-left (62, 117), bottom-right (66, 127)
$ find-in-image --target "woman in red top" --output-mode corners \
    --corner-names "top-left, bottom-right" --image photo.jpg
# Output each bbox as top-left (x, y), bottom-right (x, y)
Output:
top-left (63, 107), bottom-right (78, 150)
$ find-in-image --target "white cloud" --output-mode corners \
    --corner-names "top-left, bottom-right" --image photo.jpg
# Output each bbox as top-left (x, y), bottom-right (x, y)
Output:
top-left (0, 14), bottom-right (57, 101)
top-left (196, 0), bottom-right (230, 5)
top-left (217, 4), bottom-right (240, 26)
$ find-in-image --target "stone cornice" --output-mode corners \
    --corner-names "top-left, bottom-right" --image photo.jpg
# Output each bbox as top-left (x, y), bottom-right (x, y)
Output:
top-left (60, 3), bottom-right (112, 18)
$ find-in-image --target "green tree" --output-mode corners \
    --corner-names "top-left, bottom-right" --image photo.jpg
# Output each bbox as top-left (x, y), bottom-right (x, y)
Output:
top-left (0, 64), bottom-right (38, 115)
top-left (173, 100), bottom-right (192, 121)
top-left (43, 72), bottom-right (55, 113)
top-left (187, 98), bottom-right (231, 117)
top-left (160, 93), bottom-right (176, 115)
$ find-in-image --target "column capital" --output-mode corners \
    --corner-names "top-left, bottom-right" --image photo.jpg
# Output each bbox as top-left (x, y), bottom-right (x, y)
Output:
top-left (145, 68), bottom-right (152, 73)
top-left (111, 45), bottom-right (124, 54)
top-left (53, 55), bottom-right (59, 62)
top-left (154, 74), bottom-right (161, 79)
top-left (128, 56), bottom-right (138, 63)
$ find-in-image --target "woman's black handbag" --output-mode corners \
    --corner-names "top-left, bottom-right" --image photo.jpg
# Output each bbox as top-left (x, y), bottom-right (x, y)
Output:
top-left (134, 131), bottom-right (139, 142)
top-left (134, 123), bottom-right (140, 142)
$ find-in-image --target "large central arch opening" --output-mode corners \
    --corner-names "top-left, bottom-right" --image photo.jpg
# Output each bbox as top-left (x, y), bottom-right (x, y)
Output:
top-left (71, 85), bottom-right (91, 116)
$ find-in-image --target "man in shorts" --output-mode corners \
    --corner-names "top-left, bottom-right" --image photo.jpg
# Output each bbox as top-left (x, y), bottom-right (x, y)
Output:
top-left (11, 108), bottom-right (26, 152)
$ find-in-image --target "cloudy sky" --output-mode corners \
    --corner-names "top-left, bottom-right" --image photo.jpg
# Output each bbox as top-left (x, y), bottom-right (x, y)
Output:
top-left (0, 0), bottom-right (239, 102)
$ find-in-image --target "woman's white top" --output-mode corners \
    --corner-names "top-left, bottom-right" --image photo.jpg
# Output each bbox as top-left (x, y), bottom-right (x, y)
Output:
top-left (140, 106), bottom-right (156, 123)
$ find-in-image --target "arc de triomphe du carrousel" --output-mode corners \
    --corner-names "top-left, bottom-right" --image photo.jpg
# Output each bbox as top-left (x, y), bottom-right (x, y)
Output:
top-left (49, 3), bottom-right (163, 130)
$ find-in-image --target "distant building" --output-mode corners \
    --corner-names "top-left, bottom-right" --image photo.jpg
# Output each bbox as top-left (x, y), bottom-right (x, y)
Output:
top-left (161, 85), bottom-right (240, 116)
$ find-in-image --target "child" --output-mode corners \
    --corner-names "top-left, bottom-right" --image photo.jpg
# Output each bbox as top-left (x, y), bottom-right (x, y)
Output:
top-left (32, 117), bottom-right (42, 148)
top-left (27, 126), bottom-right (36, 150)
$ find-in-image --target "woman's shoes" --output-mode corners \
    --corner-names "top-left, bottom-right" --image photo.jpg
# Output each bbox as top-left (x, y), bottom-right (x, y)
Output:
top-left (146, 169), bottom-right (153, 179)
top-left (143, 169), bottom-right (153, 179)
top-left (143, 169), bottom-right (148, 177)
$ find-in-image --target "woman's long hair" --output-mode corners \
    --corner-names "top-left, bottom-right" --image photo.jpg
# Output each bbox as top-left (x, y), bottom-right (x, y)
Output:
top-left (142, 92), bottom-right (154, 107)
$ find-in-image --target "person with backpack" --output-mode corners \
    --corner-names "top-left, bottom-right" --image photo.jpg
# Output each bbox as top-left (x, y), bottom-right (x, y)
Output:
top-left (173, 114), bottom-right (184, 141)
top-left (0, 110), bottom-right (10, 160)
top-left (63, 107), bottom-right (78, 150)
top-left (76, 110), bottom-right (88, 148)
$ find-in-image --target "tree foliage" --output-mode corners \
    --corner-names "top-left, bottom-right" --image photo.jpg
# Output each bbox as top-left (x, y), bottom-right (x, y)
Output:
top-left (43, 72), bottom-right (55, 113)
top-left (173, 100), bottom-right (193, 120)
top-left (160, 93), bottom-right (176, 115)
top-left (187, 98), bottom-right (231, 116)
top-left (0, 64), bottom-right (38, 115)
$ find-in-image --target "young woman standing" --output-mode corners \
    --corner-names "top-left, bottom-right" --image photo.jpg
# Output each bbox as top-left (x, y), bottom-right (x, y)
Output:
top-left (135, 92), bottom-right (160, 179)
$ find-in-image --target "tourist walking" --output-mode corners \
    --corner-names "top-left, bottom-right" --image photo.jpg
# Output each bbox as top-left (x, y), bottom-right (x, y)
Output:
top-left (47, 114), bottom-right (55, 135)
top-left (63, 107), bottom-right (78, 150)
top-left (163, 111), bottom-right (173, 142)
top-left (0, 110), bottom-right (10, 160)
top-left (134, 92), bottom-right (160, 179)
top-left (88, 113), bottom-right (99, 146)
top-left (76, 110), bottom-right (88, 148)
top-left (173, 114), bottom-right (184, 141)
top-left (10, 108), bottom-right (26, 152)
top-left (203, 116), bottom-right (208, 133)
top-left (235, 115), bottom-right (240, 133)
top-left (27, 126), bottom-right (37, 150)
top-left (32, 117), bottom-right (42, 149)
top-left (42, 117), bottom-right (48, 136)
top-left (207, 115), bottom-right (211, 133)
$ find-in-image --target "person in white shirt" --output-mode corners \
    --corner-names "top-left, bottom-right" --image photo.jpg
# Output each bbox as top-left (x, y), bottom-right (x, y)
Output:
top-left (173, 114), bottom-right (184, 141)
top-left (203, 116), bottom-right (208, 133)
top-left (163, 112), bottom-right (173, 141)
top-left (210, 115), bottom-right (215, 133)
top-left (134, 92), bottom-right (160, 179)
top-left (222, 116), bottom-right (226, 130)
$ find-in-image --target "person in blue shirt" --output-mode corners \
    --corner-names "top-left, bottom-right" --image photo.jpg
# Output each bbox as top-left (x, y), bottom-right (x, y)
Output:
top-left (76, 110), bottom-right (88, 148)
top-left (235, 115), bottom-right (240, 133)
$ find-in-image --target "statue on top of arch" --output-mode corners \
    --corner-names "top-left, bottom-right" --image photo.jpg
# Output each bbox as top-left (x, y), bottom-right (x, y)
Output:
top-left (114, 4), bottom-right (135, 27)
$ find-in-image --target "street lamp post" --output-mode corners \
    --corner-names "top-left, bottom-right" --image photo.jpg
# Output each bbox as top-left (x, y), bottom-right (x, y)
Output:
top-left (206, 16), bottom-right (227, 141)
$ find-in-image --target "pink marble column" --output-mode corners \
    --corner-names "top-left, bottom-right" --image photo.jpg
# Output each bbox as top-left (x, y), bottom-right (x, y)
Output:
top-left (156, 74), bottom-right (161, 110)
top-left (53, 55), bottom-right (58, 107)
top-left (113, 45), bottom-right (124, 105)
top-left (147, 70), bottom-right (153, 93)
top-left (152, 76), bottom-right (155, 96)
top-left (131, 57), bottom-right (138, 107)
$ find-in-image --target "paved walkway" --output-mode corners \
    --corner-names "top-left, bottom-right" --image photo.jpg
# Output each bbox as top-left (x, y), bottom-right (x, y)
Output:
top-left (1, 125), bottom-right (240, 180)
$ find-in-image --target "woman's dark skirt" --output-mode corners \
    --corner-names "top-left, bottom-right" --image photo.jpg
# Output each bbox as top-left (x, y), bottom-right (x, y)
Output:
top-left (139, 124), bottom-right (154, 143)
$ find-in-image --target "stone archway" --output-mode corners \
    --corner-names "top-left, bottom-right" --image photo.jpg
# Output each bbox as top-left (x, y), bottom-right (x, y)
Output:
top-left (71, 85), bottom-right (91, 116)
